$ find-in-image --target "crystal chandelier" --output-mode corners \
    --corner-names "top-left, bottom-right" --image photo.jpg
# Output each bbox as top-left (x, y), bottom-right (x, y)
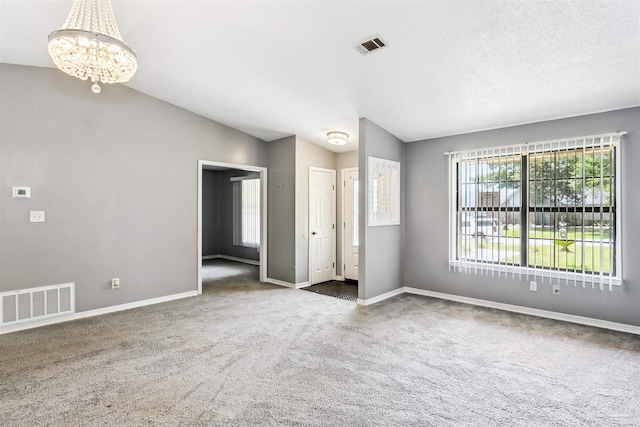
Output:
top-left (48, 0), bottom-right (137, 94)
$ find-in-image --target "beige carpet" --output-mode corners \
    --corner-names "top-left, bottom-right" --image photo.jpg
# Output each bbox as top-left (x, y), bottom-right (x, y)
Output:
top-left (1, 259), bottom-right (639, 426)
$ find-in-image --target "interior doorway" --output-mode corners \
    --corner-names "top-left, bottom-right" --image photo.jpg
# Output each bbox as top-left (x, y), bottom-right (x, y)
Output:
top-left (197, 160), bottom-right (267, 294)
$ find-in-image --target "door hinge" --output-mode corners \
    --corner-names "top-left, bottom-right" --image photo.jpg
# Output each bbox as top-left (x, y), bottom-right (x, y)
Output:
top-left (344, 222), bottom-right (346, 229)
top-left (332, 262), bottom-right (335, 268)
top-left (333, 184), bottom-right (335, 190)
top-left (332, 223), bottom-right (335, 229)
top-left (344, 180), bottom-right (346, 187)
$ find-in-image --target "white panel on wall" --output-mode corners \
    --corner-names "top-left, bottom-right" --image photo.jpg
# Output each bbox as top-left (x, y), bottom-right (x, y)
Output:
top-left (368, 156), bottom-right (400, 226)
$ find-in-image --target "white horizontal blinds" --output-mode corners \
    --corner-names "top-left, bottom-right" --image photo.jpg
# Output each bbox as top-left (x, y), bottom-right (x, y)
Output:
top-left (450, 145), bottom-right (523, 277)
top-left (526, 134), bottom-right (618, 290)
top-left (232, 178), bottom-right (261, 248)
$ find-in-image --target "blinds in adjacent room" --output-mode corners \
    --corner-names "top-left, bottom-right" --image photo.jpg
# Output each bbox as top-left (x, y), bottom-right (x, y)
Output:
top-left (232, 177), bottom-right (260, 249)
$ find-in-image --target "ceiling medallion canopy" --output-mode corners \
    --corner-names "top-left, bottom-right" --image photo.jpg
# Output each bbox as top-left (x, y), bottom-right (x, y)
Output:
top-left (47, 0), bottom-right (137, 93)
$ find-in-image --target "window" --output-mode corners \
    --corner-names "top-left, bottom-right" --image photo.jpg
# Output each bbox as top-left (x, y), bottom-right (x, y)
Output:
top-left (448, 133), bottom-right (622, 289)
top-left (232, 177), bottom-right (260, 248)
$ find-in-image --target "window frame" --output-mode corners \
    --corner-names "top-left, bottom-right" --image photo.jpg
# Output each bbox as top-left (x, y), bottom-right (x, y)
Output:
top-left (447, 133), bottom-right (623, 289)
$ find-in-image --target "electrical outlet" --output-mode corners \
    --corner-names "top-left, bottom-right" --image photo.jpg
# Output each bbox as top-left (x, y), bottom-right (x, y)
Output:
top-left (529, 281), bottom-right (537, 292)
top-left (111, 278), bottom-right (120, 289)
top-left (552, 284), bottom-right (560, 295)
top-left (29, 211), bottom-right (45, 223)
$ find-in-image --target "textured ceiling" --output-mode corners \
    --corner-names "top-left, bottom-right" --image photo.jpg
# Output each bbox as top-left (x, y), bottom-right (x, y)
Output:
top-left (1, 0), bottom-right (639, 152)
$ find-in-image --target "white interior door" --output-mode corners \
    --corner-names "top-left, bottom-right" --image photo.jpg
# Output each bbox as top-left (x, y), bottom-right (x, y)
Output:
top-left (309, 168), bottom-right (336, 285)
top-left (344, 169), bottom-right (359, 281)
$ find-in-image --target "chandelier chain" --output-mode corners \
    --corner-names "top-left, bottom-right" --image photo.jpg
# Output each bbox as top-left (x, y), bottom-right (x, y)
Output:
top-left (63, 0), bottom-right (123, 41)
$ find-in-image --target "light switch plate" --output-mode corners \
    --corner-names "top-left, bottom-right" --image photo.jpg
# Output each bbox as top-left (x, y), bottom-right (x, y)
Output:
top-left (30, 211), bottom-right (45, 223)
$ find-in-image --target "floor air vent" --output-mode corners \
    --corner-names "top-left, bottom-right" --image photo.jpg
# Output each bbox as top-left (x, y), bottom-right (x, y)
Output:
top-left (353, 35), bottom-right (389, 56)
top-left (1, 283), bottom-right (75, 327)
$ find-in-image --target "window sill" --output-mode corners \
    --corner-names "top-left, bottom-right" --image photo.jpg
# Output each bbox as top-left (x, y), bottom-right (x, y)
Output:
top-left (448, 260), bottom-right (622, 288)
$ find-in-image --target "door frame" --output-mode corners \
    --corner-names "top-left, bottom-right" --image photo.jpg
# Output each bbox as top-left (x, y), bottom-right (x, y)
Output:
top-left (197, 160), bottom-right (268, 294)
top-left (308, 167), bottom-right (336, 285)
top-left (342, 167), bottom-right (358, 281)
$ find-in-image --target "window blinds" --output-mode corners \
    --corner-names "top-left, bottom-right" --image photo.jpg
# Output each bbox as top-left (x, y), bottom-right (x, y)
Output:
top-left (232, 178), bottom-right (261, 249)
top-left (447, 132), bottom-right (622, 291)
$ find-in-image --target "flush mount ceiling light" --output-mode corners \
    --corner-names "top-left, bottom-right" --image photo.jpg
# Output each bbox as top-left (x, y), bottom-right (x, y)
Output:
top-left (48, 0), bottom-right (137, 94)
top-left (327, 131), bottom-right (349, 146)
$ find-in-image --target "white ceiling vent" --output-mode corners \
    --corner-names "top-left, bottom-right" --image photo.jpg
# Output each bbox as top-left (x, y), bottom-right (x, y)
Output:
top-left (353, 35), bottom-right (388, 56)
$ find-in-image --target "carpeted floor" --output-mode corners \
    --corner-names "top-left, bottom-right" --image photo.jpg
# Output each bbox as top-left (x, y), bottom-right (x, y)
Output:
top-left (1, 259), bottom-right (639, 426)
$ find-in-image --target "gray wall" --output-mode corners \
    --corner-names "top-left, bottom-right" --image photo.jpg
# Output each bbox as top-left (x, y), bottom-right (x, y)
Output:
top-left (202, 170), bottom-right (260, 261)
top-left (359, 119), bottom-right (405, 300)
top-left (202, 171), bottom-right (222, 256)
top-left (0, 64), bottom-right (268, 312)
top-left (294, 137), bottom-right (336, 284)
top-left (404, 107), bottom-right (640, 327)
top-left (336, 151), bottom-right (359, 278)
top-left (267, 136), bottom-right (296, 283)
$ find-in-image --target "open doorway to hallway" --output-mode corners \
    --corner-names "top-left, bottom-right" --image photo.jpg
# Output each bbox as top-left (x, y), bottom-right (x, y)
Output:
top-left (198, 161), bottom-right (267, 294)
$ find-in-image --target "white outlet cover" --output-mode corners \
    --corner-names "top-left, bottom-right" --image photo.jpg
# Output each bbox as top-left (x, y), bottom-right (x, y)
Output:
top-left (29, 211), bottom-right (45, 223)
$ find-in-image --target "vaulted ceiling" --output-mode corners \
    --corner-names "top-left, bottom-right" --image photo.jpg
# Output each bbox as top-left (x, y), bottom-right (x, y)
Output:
top-left (1, 1), bottom-right (639, 152)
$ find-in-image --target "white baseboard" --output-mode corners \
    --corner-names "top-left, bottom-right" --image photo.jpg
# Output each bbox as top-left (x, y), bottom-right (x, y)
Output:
top-left (356, 287), bottom-right (404, 306)
top-left (265, 278), bottom-right (296, 288)
top-left (403, 287), bottom-right (640, 336)
top-left (0, 290), bottom-right (199, 335)
top-left (264, 278), bottom-right (311, 289)
top-left (202, 254), bottom-right (259, 266)
top-left (353, 285), bottom-right (640, 335)
top-left (335, 276), bottom-right (345, 281)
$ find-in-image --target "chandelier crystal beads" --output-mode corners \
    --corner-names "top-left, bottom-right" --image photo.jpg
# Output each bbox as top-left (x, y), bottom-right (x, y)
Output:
top-left (48, 0), bottom-right (137, 92)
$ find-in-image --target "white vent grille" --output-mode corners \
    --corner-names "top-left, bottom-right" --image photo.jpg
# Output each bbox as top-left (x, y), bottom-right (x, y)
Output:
top-left (1, 283), bottom-right (75, 326)
top-left (353, 35), bottom-right (389, 56)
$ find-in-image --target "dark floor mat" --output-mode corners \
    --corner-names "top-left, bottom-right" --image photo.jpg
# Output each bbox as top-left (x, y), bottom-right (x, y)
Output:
top-left (304, 281), bottom-right (358, 302)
